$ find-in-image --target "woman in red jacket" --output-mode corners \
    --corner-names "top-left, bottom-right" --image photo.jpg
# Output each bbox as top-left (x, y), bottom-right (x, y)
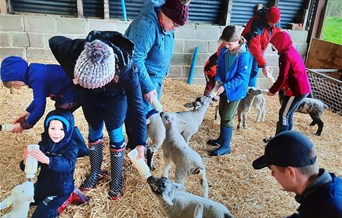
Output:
top-left (241, 6), bottom-right (282, 87)
top-left (267, 31), bottom-right (311, 135)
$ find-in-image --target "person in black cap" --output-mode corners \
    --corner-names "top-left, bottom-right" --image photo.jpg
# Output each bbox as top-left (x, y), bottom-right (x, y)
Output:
top-left (253, 131), bottom-right (342, 217)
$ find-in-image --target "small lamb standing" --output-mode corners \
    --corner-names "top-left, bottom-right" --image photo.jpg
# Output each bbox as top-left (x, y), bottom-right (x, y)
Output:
top-left (146, 95), bottom-right (212, 170)
top-left (147, 176), bottom-right (233, 218)
top-left (0, 181), bottom-right (34, 218)
top-left (296, 97), bottom-right (328, 136)
top-left (160, 111), bottom-right (209, 198)
top-left (278, 89), bottom-right (328, 136)
top-left (237, 87), bottom-right (267, 129)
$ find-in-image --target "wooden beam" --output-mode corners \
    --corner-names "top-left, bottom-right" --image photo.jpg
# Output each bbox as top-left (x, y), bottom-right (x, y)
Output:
top-left (77, 0), bottom-right (84, 18)
top-left (306, 38), bottom-right (342, 69)
top-left (104, 0), bottom-right (109, 19)
top-left (0, 0), bottom-right (8, 14)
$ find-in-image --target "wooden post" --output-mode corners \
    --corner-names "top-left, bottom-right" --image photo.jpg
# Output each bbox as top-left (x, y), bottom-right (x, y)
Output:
top-left (77, 0), bottom-right (84, 18)
top-left (104, 0), bottom-right (109, 19)
top-left (1, 0), bottom-right (13, 14)
top-left (0, 0), bottom-right (8, 14)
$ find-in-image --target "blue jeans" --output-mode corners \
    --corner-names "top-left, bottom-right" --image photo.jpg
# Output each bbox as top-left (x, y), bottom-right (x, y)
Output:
top-left (276, 93), bottom-right (309, 134)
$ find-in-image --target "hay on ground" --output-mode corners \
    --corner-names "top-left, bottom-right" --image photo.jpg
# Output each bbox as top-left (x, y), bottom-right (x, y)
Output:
top-left (0, 78), bottom-right (341, 218)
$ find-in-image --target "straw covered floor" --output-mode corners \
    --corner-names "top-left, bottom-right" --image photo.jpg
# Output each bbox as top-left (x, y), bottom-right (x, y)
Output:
top-left (0, 77), bottom-right (341, 218)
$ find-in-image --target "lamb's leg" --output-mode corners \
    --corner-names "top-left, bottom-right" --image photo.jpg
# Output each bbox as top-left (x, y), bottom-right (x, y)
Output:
top-left (237, 111), bottom-right (242, 129)
top-left (314, 118), bottom-right (324, 136)
top-left (242, 112), bottom-right (248, 129)
top-left (255, 107), bottom-right (262, 122)
top-left (309, 113), bottom-right (317, 126)
top-left (163, 154), bottom-right (172, 178)
top-left (200, 169), bottom-right (209, 198)
top-left (146, 148), bottom-right (154, 171)
top-left (261, 108), bottom-right (266, 122)
top-left (146, 142), bottom-right (161, 171)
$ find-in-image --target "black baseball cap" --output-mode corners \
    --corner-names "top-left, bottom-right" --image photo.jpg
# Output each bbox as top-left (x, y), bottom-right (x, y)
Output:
top-left (253, 131), bottom-right (317, 170)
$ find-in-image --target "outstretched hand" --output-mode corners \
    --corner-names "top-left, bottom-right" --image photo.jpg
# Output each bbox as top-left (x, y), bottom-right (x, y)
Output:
top-left (136, 145), bottom-right (145, 159)
top-left (144, 90), bottom-right (157, 103)
top-left (261, 66), bottom-right (271, 78)
top-left (29, 149), bottom-right (50, 165)
top-left (11, 123), bottom-right (24, 134)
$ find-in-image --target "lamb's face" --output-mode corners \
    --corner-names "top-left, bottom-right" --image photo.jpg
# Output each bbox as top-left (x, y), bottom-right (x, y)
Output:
top-left (160, 112), bottom-right (174, 129)
top-left (12, 181), bottom-right (34, 202)
top-left (147, 176), bottom-right (172, 195)
top-left (248, 87), bottom-right (262, 96)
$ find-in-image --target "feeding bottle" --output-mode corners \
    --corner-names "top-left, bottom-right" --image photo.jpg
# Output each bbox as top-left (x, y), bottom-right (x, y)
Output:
top-left (25, 144), bottom-right (40, 179)
top-left (209, 81), bottom-right (223, 97)
top-left (151, 93), bottom-right (163, 113)
top-left (0, 123), bottom-right (15, 131)
top-left (128, 148), bottom-right (152, 180)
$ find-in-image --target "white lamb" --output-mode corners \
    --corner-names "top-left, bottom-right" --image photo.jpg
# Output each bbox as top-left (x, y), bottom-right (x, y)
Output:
top-left (237, 87), bottom-right (267, 129)
top-left (147, 176), bottom-right (234, 218)
top-left (146, 95), bottom-right (212, 170)
top-left (0, 181), bottom-right (34, 218)
top-left (160, 111), bottom-right (209, 198)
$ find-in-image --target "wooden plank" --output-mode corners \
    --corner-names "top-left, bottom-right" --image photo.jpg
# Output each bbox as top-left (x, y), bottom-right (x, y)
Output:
top-left (0, 0), bottom-right (8, 14)
top-left (306, 38), bottom-right (342, 70)
top-left (104, 0), bottom-right (109, 19)
top-left (77, 0), bottom-right (84, 18)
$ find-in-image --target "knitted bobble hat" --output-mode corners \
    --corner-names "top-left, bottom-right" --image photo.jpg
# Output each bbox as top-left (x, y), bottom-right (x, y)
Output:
top-left (74, 40), bottom-right (115, 89)
top-left (266, 6), bottom-right (281, 24)
top-left (161, 0), bottom-right (190, 26)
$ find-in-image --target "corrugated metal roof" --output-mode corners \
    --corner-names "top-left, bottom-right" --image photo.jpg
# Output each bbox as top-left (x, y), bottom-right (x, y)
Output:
top-left (230, 0), bottom-right (269, 26)
top-left (11, 0), bottom-right (77, 16)
top-left (10, 0), bottom-right (306, 28)
top-left (83, 0), bottom-right (104, 18)
top-left (278, 0), bottom-right (305, 28)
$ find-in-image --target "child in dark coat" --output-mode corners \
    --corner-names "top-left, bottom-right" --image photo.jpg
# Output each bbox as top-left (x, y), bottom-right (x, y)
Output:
top-left (49, 30), bottom-right (147, 200)
top-left (0, 57), bottom-right (80, 133)
top-left (21, 110), bottom-right (86, 217)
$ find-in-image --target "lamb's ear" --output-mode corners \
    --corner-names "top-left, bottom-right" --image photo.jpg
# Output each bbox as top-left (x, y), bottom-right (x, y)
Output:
top-left (172, 182), bottom-right (186, 191)
top-left (162, 192), bottom-right (174, 206)
top-left (184, 102), bottom-right (194, 108)
top-left (194, 203), bottom-right (204, 218)
top-left (0, 196), bottom-right (14, 210)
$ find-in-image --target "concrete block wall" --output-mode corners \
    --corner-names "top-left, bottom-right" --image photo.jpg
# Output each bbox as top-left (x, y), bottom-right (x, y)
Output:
top-left (0, 14), bottom-right (309, 89)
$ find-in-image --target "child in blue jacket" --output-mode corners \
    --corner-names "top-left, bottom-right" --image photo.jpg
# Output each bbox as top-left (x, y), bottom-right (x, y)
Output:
top-left (0, 56), bottom-right (80, 133)
top-left (21, 110), bottom-right (86, 217)
top-left (207, 25), bottom-right (252, 156)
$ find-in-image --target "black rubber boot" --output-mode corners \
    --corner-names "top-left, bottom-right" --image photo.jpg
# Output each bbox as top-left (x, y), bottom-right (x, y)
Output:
top-left (80, 139), bottom-right (104, 191)
top-left (275, 121), bottom-right (289, 135)
top-left (210, 127), bottom-right (232, 156)
top-left (108, 147), bottom-right (125, 200)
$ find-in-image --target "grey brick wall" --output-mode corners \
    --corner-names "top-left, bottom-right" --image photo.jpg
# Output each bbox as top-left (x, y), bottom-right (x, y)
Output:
top-left (0, 14), bottom-right (309, 89)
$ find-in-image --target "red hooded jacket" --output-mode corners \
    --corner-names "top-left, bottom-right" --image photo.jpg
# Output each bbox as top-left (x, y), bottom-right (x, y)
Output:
top-left (241, 8), bottom-right (281, 68)
top-left (269, 31), bottom-right (311, 96)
